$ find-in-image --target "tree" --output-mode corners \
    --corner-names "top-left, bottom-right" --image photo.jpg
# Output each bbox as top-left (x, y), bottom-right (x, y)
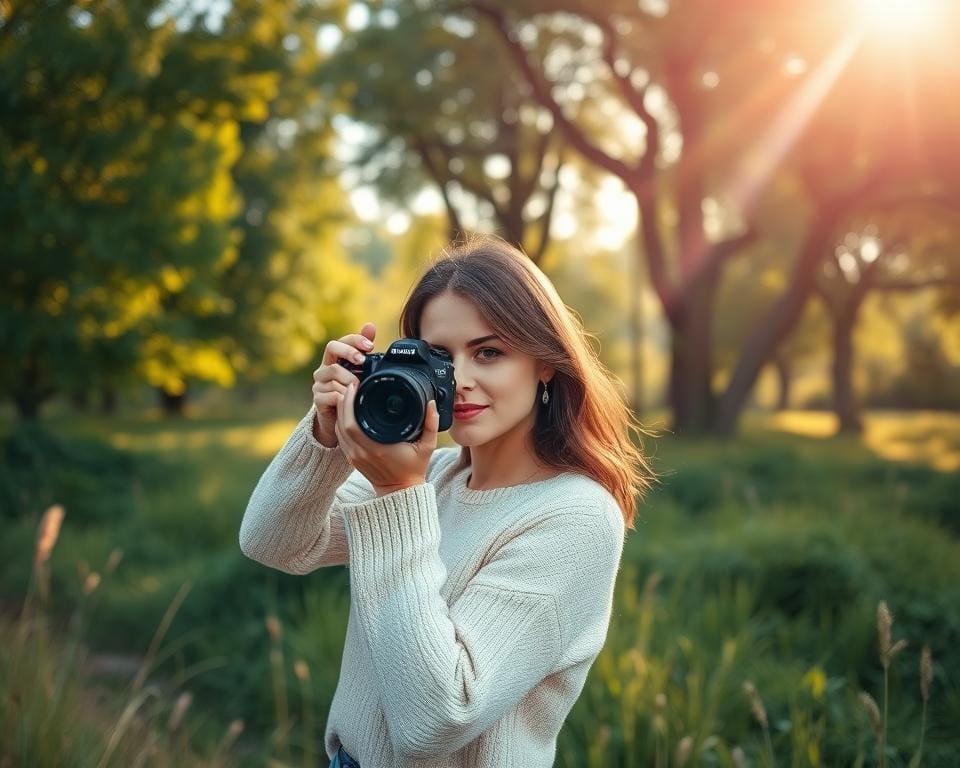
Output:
top-left (1, 1), bottom-right (366, 418)
top-left (1, 1), bottom-right (250, 419)
top-left (317, 4), bottom-right (592, 263)
top-left (462, 0), bottom-right (960, 435)
top-left (208, 1), bottom-right (368, 391)
top-left (815, 201), bottom-right (960, 432)
top-left (713, 175), bottom-right (829, 412)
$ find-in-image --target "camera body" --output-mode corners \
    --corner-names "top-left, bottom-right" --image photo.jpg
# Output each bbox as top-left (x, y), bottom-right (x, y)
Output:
top-left (337, 338), bottom-right (456, 444)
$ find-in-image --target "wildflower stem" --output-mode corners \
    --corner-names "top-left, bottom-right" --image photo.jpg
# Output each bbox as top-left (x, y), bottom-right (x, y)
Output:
top-left (882, 667), bottom-right (888, 768)
top-left (130, 581), bottom-right (192, 695)
top-left (916, 698), bottom-right (927, 766)
top-left (764, 725), bottom-right (777, 768)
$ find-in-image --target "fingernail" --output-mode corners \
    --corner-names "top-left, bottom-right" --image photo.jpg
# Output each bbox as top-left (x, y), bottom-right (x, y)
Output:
top-left (361, 339), bottom-right (374, 349)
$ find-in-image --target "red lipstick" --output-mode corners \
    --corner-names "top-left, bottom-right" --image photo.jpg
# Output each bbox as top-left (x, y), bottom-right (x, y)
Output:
top-left (453, 405), bottom-right (487, 421)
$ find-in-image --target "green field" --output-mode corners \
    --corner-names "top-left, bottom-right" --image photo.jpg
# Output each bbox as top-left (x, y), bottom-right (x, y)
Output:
top-left (2, 408), bottom-right (958, 767)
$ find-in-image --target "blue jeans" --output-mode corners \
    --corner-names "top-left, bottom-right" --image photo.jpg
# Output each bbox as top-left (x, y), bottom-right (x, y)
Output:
top-left (330, 745), bottom-right (360, 768)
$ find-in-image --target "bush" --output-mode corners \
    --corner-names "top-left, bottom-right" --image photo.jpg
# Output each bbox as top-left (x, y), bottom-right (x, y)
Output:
top-left (0, 423), bottom-right (139, 526)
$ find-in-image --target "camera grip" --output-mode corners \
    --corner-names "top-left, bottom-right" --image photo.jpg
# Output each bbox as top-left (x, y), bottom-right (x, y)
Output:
top-left (336, 357), bottom-right (364, 375)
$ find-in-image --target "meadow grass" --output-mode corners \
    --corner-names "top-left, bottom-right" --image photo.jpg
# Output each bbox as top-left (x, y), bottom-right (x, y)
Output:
top-left (1, 407), bottom-right (958, 766)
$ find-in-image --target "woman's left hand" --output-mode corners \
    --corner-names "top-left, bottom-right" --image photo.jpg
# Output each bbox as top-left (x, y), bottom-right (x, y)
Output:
top-left (335, 381), bottom-right (439, 496)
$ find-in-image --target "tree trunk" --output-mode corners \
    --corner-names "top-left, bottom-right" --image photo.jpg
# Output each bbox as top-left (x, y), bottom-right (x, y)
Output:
top-left (774, 356), bottom-right (792, 411)
top-left (629, 235), bottom-right (644, 414)
top-left (13, 350), bottom-right (52, 422)
top-left (99, 385), bottom-right (117, 416)
top-left (70, 387), bottom-right (91, 412)
top-left (668, 268), bottom-right (719, 434)
top-left (713, 208), bottom-right (841, 436)
top-left (14, 390), bottom-right (41, 421)
top-left (831, 309), bottom-right (862, 433)
top-left (825, 287), bottom-right (870, 435)
top-left (158, 387), bottom-right (188, 417)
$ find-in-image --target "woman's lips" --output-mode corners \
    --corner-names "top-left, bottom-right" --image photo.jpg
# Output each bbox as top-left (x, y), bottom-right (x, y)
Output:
top-left (453, 406), bottom-right (487, 421)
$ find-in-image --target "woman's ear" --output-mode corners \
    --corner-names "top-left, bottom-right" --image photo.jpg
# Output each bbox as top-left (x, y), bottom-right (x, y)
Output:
top-left (539, 365), bottom-right (556, 385)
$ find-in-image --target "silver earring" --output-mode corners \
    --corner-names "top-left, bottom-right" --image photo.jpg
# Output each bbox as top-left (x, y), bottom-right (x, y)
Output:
top-left (541, 381), bottom-right (549, 405)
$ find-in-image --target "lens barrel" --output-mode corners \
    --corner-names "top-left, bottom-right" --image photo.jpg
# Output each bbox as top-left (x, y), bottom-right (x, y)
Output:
top-left (355, 368), bottom-right (433, 443)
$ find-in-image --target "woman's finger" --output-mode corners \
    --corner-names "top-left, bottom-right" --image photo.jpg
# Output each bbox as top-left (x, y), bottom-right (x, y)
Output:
top-left (337, 384), bottom-right (357, 441)
top-left (334, 394), bottom-right (356, 456)
top-left (314, 380), bottom-right (348, 398)
top-left (358, 323), bottom-right (376, 346)
top-left (415, 400), bottom-right (440, 449)
top-left (314, 390), bottom-right (343, 409)
top-left (341, 381), bottom-right (360, 436)
top-left (320, 340), bottom-right (368, 368)
top-left (314, 365), bottom-right (360, 390)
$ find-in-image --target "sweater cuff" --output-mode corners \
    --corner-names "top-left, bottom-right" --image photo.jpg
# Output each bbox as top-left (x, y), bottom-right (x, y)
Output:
top-left (296, 405), bottom-right (352, 470)
top-left (339, 483), bottom-right (440, 580)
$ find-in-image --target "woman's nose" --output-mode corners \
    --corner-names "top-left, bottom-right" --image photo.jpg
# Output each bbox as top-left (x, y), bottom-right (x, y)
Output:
top-left (453, 360), bottom-right (474, 389)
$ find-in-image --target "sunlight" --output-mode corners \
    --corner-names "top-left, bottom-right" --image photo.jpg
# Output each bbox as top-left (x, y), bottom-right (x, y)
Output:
top-left (859, 0), bottom-right (948, 39)
top-left (724, 32), bottom-right (861, 214)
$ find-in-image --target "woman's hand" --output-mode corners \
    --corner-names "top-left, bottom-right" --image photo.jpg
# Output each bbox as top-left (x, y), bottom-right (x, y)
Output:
top-left (335, 379), bottom-right (440, 496)
top-left (312, 322), bottom-right (378, 447)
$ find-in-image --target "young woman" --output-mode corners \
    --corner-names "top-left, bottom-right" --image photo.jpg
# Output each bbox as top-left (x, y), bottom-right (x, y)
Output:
top-left (240, 235), bottom-right (655, 767)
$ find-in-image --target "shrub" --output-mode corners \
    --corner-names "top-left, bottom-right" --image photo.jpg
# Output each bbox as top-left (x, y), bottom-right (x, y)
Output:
top-left (0, 423), bottom-right (138, 526)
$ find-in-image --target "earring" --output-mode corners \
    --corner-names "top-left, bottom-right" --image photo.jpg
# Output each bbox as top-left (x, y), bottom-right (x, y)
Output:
top-left (541, 381), bottom-right (549, 405)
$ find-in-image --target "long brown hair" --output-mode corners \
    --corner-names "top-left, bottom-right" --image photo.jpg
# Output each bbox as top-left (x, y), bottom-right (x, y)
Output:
top-left (398, 234), bottom-right (656, 528)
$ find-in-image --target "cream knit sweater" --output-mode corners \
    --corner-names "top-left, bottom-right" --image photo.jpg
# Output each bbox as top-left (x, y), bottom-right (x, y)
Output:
top-left (239, 406), bottom-right (625, 767)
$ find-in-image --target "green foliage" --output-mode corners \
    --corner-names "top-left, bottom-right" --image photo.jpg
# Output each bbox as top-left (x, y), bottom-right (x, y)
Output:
top-left (1, 1), bottom-right (248, 415)
top-left (653, 433), bottom-right (960, 535)
top-left (0, 422), bottom-right (138, 526)
top-left (1, 1), bottom-right (366, 418)
top-left (870, 315), bottom-right (960, 411)
top-left (2, 408), bottom-right (959, 765)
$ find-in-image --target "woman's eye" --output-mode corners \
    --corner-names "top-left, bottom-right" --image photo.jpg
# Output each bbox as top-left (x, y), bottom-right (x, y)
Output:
top-left (476, 347), bottom-right (502, 361)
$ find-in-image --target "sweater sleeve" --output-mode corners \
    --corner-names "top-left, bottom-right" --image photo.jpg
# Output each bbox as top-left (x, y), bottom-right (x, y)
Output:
top-left (239, 405), bottom-right (375, 573)
top-left (339, 483), bottom-right (625, 760)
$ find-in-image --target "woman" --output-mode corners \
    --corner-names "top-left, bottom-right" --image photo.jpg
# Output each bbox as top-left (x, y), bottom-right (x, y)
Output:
top-left (240, 235), bottom-right (655, 767)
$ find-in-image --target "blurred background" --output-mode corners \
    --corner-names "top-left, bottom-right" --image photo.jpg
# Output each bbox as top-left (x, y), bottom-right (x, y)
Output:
top-left (1, 0), bottom-right (959, 766)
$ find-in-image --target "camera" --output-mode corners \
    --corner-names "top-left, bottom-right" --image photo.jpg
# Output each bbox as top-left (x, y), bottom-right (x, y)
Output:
top-left (337, 338), bottom-right (456, 443)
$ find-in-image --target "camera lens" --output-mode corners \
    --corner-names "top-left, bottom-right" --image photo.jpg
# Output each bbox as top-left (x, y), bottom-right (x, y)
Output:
top-left (385, 394), bottom-right (406, 419)
top-left (355, 369), bottom-right (432, 443)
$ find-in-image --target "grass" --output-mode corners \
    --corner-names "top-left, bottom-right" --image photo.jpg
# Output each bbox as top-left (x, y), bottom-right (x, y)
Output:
top-left (1, 405), bottom-right (959, 766)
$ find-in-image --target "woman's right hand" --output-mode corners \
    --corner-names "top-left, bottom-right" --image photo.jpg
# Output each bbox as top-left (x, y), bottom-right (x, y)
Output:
top-left (311, 322), bottom-right (376, 447)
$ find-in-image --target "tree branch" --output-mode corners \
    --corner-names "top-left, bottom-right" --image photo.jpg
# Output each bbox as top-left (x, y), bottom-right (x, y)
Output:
top-left (710, 228), bottom-right (757, 265)
top-left (515, 126), bottom-right (551, 209)
top-left (467, 1), bottom-right (638, 182)
top-left (412, 135), bottom-right (464, 237)
top-left (590, 10), bottom-right (658, 184)
top-left (530, 149), bottom-right (562, 264)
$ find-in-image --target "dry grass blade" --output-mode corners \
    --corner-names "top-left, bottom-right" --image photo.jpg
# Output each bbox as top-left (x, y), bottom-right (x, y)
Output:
top-left (130, 581), bottom-right (192, 695)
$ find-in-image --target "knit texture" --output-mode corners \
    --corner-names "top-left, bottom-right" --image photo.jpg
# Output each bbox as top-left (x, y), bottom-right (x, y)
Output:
top-left (240, 405), bottom-right (626, 767)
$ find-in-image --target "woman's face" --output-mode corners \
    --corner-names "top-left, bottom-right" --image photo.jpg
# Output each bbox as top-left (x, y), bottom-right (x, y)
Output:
top-left (419, 291), bottom-right (552, 448)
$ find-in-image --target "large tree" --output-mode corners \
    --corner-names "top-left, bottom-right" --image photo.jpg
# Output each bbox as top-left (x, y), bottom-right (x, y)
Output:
top-left (460, 0), bottom-right (960, 434)
top-left (1, 0), bottom-right (365, 418)
top-left (0, 1), bottom-right (250, 418)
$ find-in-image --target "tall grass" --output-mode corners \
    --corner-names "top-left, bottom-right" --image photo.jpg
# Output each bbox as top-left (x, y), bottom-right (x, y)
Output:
top-left (2, 409), bottom-right (958, 765)
top-left (556, 564), bottom-right (945, 767)
top-left (0, 505), bottom-right (243, 768)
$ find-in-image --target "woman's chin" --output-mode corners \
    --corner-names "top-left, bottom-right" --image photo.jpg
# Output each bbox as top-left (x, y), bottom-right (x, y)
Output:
top-left (449, 425), bottom-right (483, 446)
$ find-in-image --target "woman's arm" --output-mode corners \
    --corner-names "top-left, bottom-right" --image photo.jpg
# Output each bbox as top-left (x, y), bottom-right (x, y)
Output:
top-left (339, 485), bottom-right (625, 760)
top-left (239, 405), bottom-right (375, 573)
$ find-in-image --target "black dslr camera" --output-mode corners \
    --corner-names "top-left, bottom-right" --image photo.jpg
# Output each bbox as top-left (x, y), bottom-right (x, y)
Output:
top-left (337, 339), bottom-right (456, 443)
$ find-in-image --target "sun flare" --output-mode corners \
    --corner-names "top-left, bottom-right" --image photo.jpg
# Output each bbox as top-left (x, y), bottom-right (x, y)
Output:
top-left (859, 0), bottom-right (948, 38)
